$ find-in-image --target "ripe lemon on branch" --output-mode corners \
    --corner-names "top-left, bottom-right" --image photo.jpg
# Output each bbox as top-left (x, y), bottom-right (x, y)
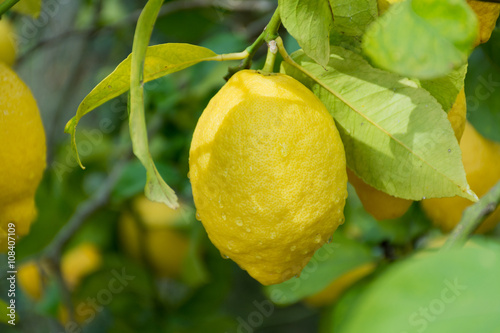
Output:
top-left (189, 70), bottom-right (348, 285)
top-left (0, 63), bottom-right (46, 251)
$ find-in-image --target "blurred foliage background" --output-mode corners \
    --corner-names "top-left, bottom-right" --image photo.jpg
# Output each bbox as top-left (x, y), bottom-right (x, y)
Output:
top-left (1, 0), bottom-right (500, 332)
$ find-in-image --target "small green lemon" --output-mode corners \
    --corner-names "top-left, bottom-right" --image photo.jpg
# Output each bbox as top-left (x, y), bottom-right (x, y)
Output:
top-left (189, 70), bottom-right (348, 285)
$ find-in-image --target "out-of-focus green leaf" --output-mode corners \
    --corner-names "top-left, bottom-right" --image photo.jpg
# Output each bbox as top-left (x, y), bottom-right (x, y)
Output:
top-left (363, 0), bottom-right (478, 79)
top-left (337, 240), bottom-right (500, 333)
top-left (465, 45), bottom-right (500, 142)
top-left (181, 224), bottom-right (209, 288)
top-left (279, 0), bottom-right (333, 66)
top-left (281, 48), bottom-right (476, 201)
top-left (264, 233), bottom-right (377, 305)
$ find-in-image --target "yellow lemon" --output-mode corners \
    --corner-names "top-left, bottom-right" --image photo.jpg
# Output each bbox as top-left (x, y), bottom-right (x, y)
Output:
top-left (0, 63), bottom-right (46, 251)
top-left (61, 243), bottom-right (102, 290)
top-left (17, 261), bottom-right (44, 300)
top-left (305, 262), bottom-right (376, 307)
top-left (17, 243), bottom-right (101, 300)
top-left (467, 0), bottom-right (500, 46)
top-left (347, 89), bottom-right (466, 221)
top-left (447, 88), bottom-right (467, 143)
top-left (421, 122), bottom-right (500, 233)
top-left (0, 19), bottom-right (16, 66)
top-left (347, 169), bottom-right (413, 221)
top-left (189, 70), bottom-right (348, 285)
top-left (119, 196), bottom-right (190, 278)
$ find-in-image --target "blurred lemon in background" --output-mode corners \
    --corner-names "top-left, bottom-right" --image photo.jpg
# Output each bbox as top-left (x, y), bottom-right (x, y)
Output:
top-left (119, 196), bottom-right (190, 278)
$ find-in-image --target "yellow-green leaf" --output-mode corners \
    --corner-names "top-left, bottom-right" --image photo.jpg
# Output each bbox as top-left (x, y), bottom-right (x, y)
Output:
top-left (281, 48), bottom-right (477, 201)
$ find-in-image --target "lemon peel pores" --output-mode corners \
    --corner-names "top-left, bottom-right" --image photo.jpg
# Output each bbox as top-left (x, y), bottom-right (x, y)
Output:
top-left (189, 70), bottom-right (348, 285)
top-left (0, 63), bottom-right (46, 251)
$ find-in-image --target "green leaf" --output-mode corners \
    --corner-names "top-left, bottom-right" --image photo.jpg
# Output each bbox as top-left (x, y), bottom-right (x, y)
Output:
top-left (11, 0), bottom-right (41, 17)
top-left (281, 48), bottom-right (477, 201)
top-left (336, 241), bottom-right (500, 333)
top-left (128, 0), bottom-right (179, 208)
top-left (330, 0), bottom-right (378, 37)
top-left (362, 0), bottom-right (478, 79)
top-left (420, 64), bottom-right (468, 112)
top-left (264, 233), bottom-right (376, 305)
top-left (64, 43), bottom-right (222, 169)
top-left (279, 0), bottom-right (333, 66)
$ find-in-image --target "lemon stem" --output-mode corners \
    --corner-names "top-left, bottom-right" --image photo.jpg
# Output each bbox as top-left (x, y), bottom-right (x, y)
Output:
top-left (442, 180), bottom-right (500, 250)
top-left (262, 40), bottom-right (278, 72)
top-left (225, 7), bottom-right (281, 79)
top-left (0, 0), bottom-right (20, 17)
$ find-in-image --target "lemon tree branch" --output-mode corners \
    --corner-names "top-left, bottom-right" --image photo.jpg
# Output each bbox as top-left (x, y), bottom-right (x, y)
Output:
top-left (225, 7), bottom-right (281, 79)
top-left (443, 180), bottom-right (500, 250)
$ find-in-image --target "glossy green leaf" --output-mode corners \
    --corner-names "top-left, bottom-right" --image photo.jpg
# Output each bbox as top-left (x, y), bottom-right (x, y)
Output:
top-left (330, 0), bottom-right (378, 37)
top-left (362, 0), bottom-right (478, 79)
top-left (421, 64), bottom-right (468, 112)
top-left (279, 0), bottom-right (333, 66)
top-left (337, 241), bottom-right (500, 333)
top-left (264, 233), bottom-right (377, 305)
top-left (281, 48), bottom-right (477, 201)
top-left (12, 0), bottom-right (41, 17)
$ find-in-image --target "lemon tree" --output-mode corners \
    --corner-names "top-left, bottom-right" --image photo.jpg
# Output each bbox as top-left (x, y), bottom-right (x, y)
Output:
top-left (3, 0), bottom-right (500, 331)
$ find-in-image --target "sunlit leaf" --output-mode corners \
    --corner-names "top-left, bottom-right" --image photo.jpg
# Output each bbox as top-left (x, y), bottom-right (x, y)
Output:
top-left (362, 0), bottom-right (478, 79)
top-left (281, 48), bottom-right (477, 201)
top-left (279, 0), bottom-right (333, 66)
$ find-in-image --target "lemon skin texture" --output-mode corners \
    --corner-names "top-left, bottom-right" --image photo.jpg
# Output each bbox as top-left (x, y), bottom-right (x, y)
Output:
top-left (0, 63), bottom-right (46, 251)
top-left (189, 70), bottom-right (348, 286)
top-left (119, 196), bottom-right (190, 278)
top-left (305, 262), bottom-right (376, 307)
top-left (0, 19), bottom-right (17, 67)
top-left (421, 122), bottom-right (500, 233)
